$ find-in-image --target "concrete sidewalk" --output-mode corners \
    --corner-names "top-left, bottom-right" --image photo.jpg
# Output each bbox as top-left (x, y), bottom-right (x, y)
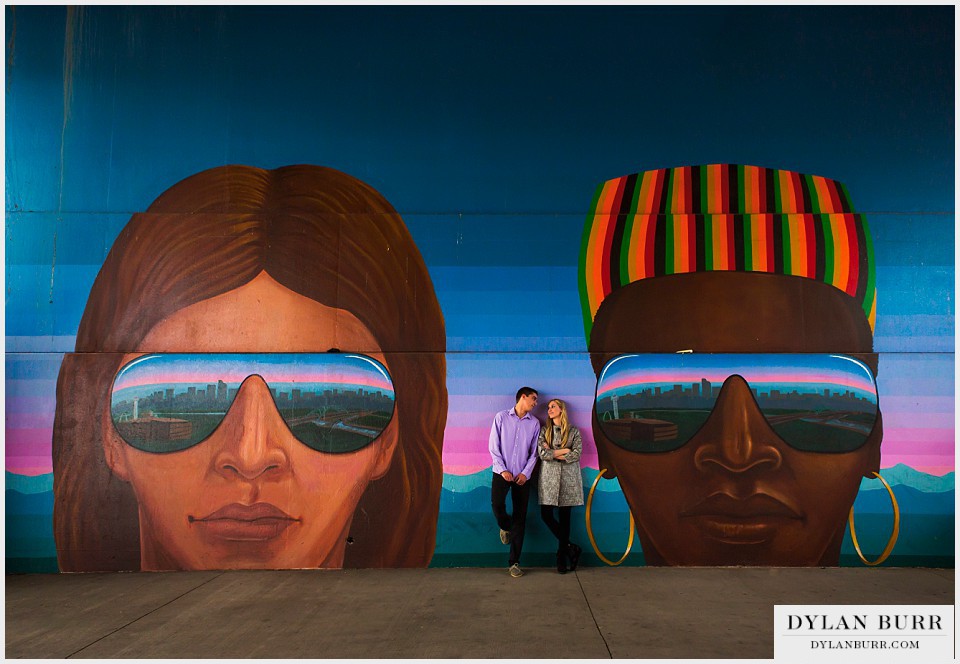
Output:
top-left (6, 567), bottom-right (954, 659)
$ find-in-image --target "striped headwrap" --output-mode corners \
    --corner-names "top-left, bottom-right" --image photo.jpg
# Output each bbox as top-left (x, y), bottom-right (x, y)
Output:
top-left (578, 164), bottom-right (876, 344)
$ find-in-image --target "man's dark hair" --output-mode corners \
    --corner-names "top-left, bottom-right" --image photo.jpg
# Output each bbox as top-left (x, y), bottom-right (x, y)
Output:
top-left (515, 386), bottom-right (538, 402)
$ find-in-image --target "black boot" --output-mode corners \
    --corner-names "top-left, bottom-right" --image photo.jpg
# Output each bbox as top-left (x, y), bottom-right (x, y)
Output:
top-left (567, 542), bottom-right (582, 571)
top-left (556, 549), bottom-right (568, 574)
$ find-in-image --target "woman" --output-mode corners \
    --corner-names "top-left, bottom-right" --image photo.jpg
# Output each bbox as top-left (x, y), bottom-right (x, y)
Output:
top-left (579, 164), bottom-right (888, 567)
top-left (52, 164), bottom-right (447, 571)
top-left (537, 399), bottom-right (584, 573)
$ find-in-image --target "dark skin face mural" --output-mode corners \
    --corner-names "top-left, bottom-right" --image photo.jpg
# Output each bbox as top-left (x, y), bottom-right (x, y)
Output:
top-left (589, 272), bottom-right (881, 566)
top-left (580, 164), bottom-right (883, 567)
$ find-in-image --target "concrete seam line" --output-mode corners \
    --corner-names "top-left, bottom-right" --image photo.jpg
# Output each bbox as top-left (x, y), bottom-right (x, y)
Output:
top-left (575, 571), bottom-right (613, 659)
top-left (64, 572), bottom-right (226, 659)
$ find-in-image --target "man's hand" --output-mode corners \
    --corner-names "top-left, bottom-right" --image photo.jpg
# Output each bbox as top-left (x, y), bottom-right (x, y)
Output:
top-left (515, 473), bottom-right (528, 486)
top-left (553, 448), bottom-right (570, 460)
top-left (501, 470), bottom-right (514, 483)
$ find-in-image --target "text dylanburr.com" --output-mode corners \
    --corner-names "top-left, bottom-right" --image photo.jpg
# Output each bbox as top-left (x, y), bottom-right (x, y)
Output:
top-left (774, 605), bottom-right (954, 662)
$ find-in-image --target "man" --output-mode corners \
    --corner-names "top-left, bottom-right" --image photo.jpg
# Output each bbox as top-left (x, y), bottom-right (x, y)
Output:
top-left (489, 386), bottom-right (541, 577)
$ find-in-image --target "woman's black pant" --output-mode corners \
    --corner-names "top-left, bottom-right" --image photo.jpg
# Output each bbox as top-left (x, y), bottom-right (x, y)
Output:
top-left (540, 504), bottom-right (571, 552)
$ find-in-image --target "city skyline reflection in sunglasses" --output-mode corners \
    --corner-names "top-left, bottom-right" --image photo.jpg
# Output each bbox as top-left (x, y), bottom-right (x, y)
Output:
top-left (595, 354), bottom-right (878, 454)
top-left (111, 353), bottom-right (395, 454)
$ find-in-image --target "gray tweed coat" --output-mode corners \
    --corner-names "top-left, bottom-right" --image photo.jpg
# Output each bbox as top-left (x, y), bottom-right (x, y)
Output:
top-left (537, 425), bottom-right (584, 507)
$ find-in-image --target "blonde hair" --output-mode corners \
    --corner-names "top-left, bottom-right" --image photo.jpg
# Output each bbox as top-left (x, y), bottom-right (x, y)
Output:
top-left (545, 399), bottom-right (570, 448)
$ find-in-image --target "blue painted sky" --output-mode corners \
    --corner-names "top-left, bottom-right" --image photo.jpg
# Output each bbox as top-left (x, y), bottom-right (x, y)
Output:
top-left (6, 6), bottom-right (954, 216)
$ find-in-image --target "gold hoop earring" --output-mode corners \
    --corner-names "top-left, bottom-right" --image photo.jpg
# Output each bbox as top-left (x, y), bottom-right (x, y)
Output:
top-left (585, 468), bottom-right (635, 566)
top-left (848, 471), bottom-right (900, 566)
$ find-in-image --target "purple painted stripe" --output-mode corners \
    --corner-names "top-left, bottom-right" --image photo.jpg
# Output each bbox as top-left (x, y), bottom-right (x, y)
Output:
top-left (5, 379), bottom-right (58, 397)
top-left (447, 379), bottom-right (594, 396)
top-left (882, 412), bottom-right (954, 429)
top-left (5, 395), bottom-right (58, 414)
top-left (4, 411), bottom-right (56, 429)
top-left (448, 394), bottom-right (596, 409)
top-left (881, 396), bottom-right (955, 412)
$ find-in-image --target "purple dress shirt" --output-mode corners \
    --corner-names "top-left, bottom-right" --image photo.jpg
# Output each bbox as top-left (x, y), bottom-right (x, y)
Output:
top-left (488, 407), bottom-right (541, 478)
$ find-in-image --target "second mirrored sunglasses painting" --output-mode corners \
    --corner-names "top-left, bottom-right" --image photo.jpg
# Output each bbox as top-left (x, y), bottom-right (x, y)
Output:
top-left (596, 354), bottom-right (879, 454)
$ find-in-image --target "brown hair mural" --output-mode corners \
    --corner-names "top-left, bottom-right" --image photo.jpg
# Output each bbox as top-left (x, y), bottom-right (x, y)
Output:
top-left (52, 165), bottom-right (447, 571)
top-left (580, 164), bottom-right (890, 566)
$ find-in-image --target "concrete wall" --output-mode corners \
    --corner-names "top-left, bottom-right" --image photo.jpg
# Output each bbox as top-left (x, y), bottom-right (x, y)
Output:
top-left (6, 6), bottom-right (954, 571)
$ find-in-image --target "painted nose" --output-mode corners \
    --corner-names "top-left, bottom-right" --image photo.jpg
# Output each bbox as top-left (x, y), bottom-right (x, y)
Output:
top-left (693, 375), bottom-right (783, 473)
top-left (213, 375), bottom-right (291, 480)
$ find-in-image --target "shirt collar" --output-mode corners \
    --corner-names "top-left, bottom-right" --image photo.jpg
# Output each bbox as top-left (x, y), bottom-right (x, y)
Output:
top-left (510, 407), bottom-right (533, 420)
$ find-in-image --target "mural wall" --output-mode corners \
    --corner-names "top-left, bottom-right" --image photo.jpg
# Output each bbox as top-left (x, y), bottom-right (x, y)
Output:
top-left (6, 6), bottom-right (954, 572)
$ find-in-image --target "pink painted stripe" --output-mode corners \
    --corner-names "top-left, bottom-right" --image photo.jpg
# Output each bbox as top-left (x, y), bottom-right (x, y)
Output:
top-left (883, 426), bottom-right (955, 440)
top-left (441, 451), bottom-right (503, 465)
top-left (441, 415), bottom-right (953, 438)
top-left (442, 421), bottom-right (594, 447)
top-left (4, 466), bottom-right (52, 477)
top-left (442, 452), bottom-right (603, 476)
top-left (600, 371), bottom-right (875, 395)
top-left (5, 457), bottom-right (53, 474)
top-left (117, 372), bottom-right (393, 393)
top-left (439, 454), bottom-right (949, 479)
top-left (880, 455), bottom-right (956, 470)
top-left (5, 429), bottom-right (52, 449)
top-left (880, 429), bottom-right (955, 453)
top-left (6, 441), bottom-right (52, 457)
top-left (443, 465), bottom-right (491, 476)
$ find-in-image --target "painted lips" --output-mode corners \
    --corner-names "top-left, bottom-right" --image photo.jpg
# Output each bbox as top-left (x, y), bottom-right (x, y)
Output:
top-left (681, 493), bottom-right (802, 544)
top-left (190, 503), bottom-right (299, 541)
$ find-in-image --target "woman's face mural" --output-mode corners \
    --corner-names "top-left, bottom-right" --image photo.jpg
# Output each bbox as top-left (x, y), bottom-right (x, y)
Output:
top-left (52, 165), bottom-right (447, 572)
top-left (581, 164), bottom-right (881, 566)
top-left (102, 274), bottom-right (399, 570)
top-left (589, 272), bottom-right (880, 566)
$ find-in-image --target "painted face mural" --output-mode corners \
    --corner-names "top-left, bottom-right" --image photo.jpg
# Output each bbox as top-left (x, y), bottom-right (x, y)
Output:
top-left (580, 164), bottom-right (882, 566)
top-left (52, 165), bottom-right (447, 571)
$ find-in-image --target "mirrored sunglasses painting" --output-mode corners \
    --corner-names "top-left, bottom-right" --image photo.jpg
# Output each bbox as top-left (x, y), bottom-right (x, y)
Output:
top-left (596, 354), bottom-right (878, 454)
top-left (111, 354), bottom-right (396, 454)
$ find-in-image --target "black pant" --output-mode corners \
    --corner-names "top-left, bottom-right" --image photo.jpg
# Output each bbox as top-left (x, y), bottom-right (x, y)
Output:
top-left (540, 505), bottom-right (571, 553)
top-left (491, 473), bottom-right (531, 566)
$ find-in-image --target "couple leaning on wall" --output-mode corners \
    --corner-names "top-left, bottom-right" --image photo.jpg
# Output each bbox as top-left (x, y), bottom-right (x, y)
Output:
top-left (488, 388), bottom-right (585, 578)
top-left (52, 163), bottom-right (895, 572)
